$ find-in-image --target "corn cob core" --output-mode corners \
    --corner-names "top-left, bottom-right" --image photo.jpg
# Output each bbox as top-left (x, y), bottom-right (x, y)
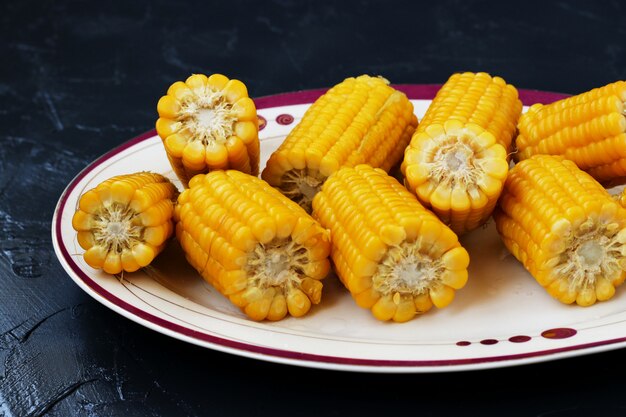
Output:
top-left (494, 155), bottom-right (626, 306)
top-left (174, 170), bottom-right (331, 321)
top-left (71, 172), bottom-right (178, 274)
top-left (156, 73), bottom-right (260, 187)
top-left (516, 81), bottom-right (626, 183)
top-left (312, 165), bottom-right (469, 322)
top-left (402, 72), bottom-right (522, 235)
top-left (261, 75), bottom-right (417, 212)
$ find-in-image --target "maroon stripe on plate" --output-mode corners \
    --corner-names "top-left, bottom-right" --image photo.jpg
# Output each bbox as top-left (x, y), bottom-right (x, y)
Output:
top-left (56, 85), bottom-right (609, 369)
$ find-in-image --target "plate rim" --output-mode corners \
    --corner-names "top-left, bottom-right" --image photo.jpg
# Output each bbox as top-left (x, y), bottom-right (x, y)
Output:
top-left (53, 84), bottom-right (626, 372)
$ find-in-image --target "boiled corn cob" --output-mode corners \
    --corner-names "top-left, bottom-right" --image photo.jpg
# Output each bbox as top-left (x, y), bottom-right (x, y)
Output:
top-left (156, 73), bottom-right (260, 187)
top-left (403, 72), bottom-right (522, 235)
top-left (494, 155), bottom-right (626, 306)
top-left (72, 172), bottom-right (178, 274)
top-left (312, 165), bottom-right (469, 322)
top-left (175, 170), bottom-right (331, 321)
top-left (261, 75), bottom-right (418, 212)
top-left (516, 81), bottom-right (626, 183)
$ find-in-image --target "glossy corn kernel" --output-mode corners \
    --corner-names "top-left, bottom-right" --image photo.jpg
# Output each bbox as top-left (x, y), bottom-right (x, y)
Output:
top-left (402, 72), bottom-right (522, 235)
top-left (72, 172), bottom-right (178, 274)
top-left (156, 73), bottom-right (260, 187)
top-left (312, 165), bottom-right (469, 322)
top-left (175, 170), bottom-right (331, 321)
top-left (261, 75), bottom-right (418, 212)
top-left (494, 155), bottom-right (626, 306)
top-left (516, 81), bottom-right (626, 183)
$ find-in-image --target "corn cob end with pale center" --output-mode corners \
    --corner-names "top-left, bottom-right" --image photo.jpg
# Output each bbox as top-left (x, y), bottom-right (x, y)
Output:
top-left (313, 165), bottom-right (469, 322)
top-left (403, 72), bottom-right (522, 235)
top-left (72, 172), bottom-right (178, 274)
top-left (175, 170), bottom-right (331, 321)
top-left (156, 73), bottom-right (260, 187)
top-left (495, 155), bottom-right (626, 306)
top-left (404, 120), bottom-right (509, 234)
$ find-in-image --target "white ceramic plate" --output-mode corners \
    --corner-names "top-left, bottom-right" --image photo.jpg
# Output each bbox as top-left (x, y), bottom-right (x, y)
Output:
top-left (52, 85), bottom-right (626, 373)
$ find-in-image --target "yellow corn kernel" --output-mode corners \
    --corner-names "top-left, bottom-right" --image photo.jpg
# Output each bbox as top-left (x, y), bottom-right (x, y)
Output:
top-left (174, 170), bottom-right (331, 321)
top-left (287, 288), bottom-right (312, 317)
top-left (156, 73), bottom-right (259, 187)
top-left (371, 295), bottom-right (397, 322)
top-left (261, 75), bottom-right (418, 212)
top-left (354, 288), bottom-right (381, 308)
top-left (402, 72), bottom-right (522, 235)
top-left (516, 81), bottom-right (626, 183)
top-left (494, 155), bottom-right (626, 306)
top-left (266, 293), bottom-right (288, 321)
top-left (120, 247), bottom-right (141, 272)
top-left (312, 165), bottom-right (469, 322)
top-left (71, 172), bottom-right (178, 274)
top-left (245, 288), bottom-right (273, 321)
top-left (414, 293), bottom-right (434, 313)
top-left (393, 295), bottom-right (417, 323)
top-left (84, 245), bottom-right (107, 269)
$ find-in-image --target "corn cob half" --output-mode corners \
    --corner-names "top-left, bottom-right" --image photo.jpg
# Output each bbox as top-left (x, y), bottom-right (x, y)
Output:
top-left (402, 72), bottom-right (522, 235)
top-left (261, 75), bottom-right (418, 212)
top-left (516, 81), bottom-right (626, 183)
top-left (312, 165), bottom-right (469, 322)
top-left (175, 170), bottom-right (331, 321)
top-left (156, 73), bottom-right (260, 187)
top-left (494, 155), bottom-right (626, 306)
top-left (72, 172), bottom-right (178, 274)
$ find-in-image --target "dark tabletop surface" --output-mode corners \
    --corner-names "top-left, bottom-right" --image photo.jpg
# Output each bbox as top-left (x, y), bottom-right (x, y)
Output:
top-left (2, 0), bottom-right (626, 416)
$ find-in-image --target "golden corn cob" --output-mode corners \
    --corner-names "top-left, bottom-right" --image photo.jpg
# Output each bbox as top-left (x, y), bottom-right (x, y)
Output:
top-left (156, 73), bottom-right (260, 187)
top-left (494, 155), bottom-right (626, 306)
top-left (175, 170), bottom-right (331, 321)
top-left (261, 75), bottom-right (418, 212)
top-left (312, 165), bottom-right (469, 322)
top-left (516, 81), bottom-right (626, 183)
top-left (72, 172), bottom-right (178, 274)
top-left (402, 72), bottom-right (522, 235)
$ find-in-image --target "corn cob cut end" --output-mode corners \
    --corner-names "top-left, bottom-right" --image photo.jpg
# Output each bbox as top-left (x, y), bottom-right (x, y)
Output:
top-left (369, 235), bottom-right (469, 322)
top-left (402, 71), bottom-right (521, 235)
top-left (545, 219), bottom-right (626, 306)
top-left (241, 234), bottom-right (330, 320)
top-left (495, 155), bottom-right (626, 306)
top-left (404, 121), bottom-right (509, 234)
top-left (313, 164), bottom-right (469, 323)
top-left (72, 172), bottom-right (178, 275)
top-left (156, 73), bottom-right (260, 187)
top-left (175, 170), bottom-right (331, 321)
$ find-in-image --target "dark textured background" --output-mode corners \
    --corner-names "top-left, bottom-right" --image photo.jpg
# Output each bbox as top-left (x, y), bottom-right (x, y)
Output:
top-left (2, 0), bottom-right (626, 415)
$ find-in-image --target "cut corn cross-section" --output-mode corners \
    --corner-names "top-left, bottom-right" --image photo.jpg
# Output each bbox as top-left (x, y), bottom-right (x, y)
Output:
top-left (494, 155), bottom-right (626, 306)
top-left (72, 172), bottom-right (178, 274)
top-left (402, 72), bottom-right (522, 235)
top-left (156, 73), bottom-right (260, 187)
top-left (312, 165), bottom-right (470, 322)
top-left (174, 170), bottom-right (331, 321)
